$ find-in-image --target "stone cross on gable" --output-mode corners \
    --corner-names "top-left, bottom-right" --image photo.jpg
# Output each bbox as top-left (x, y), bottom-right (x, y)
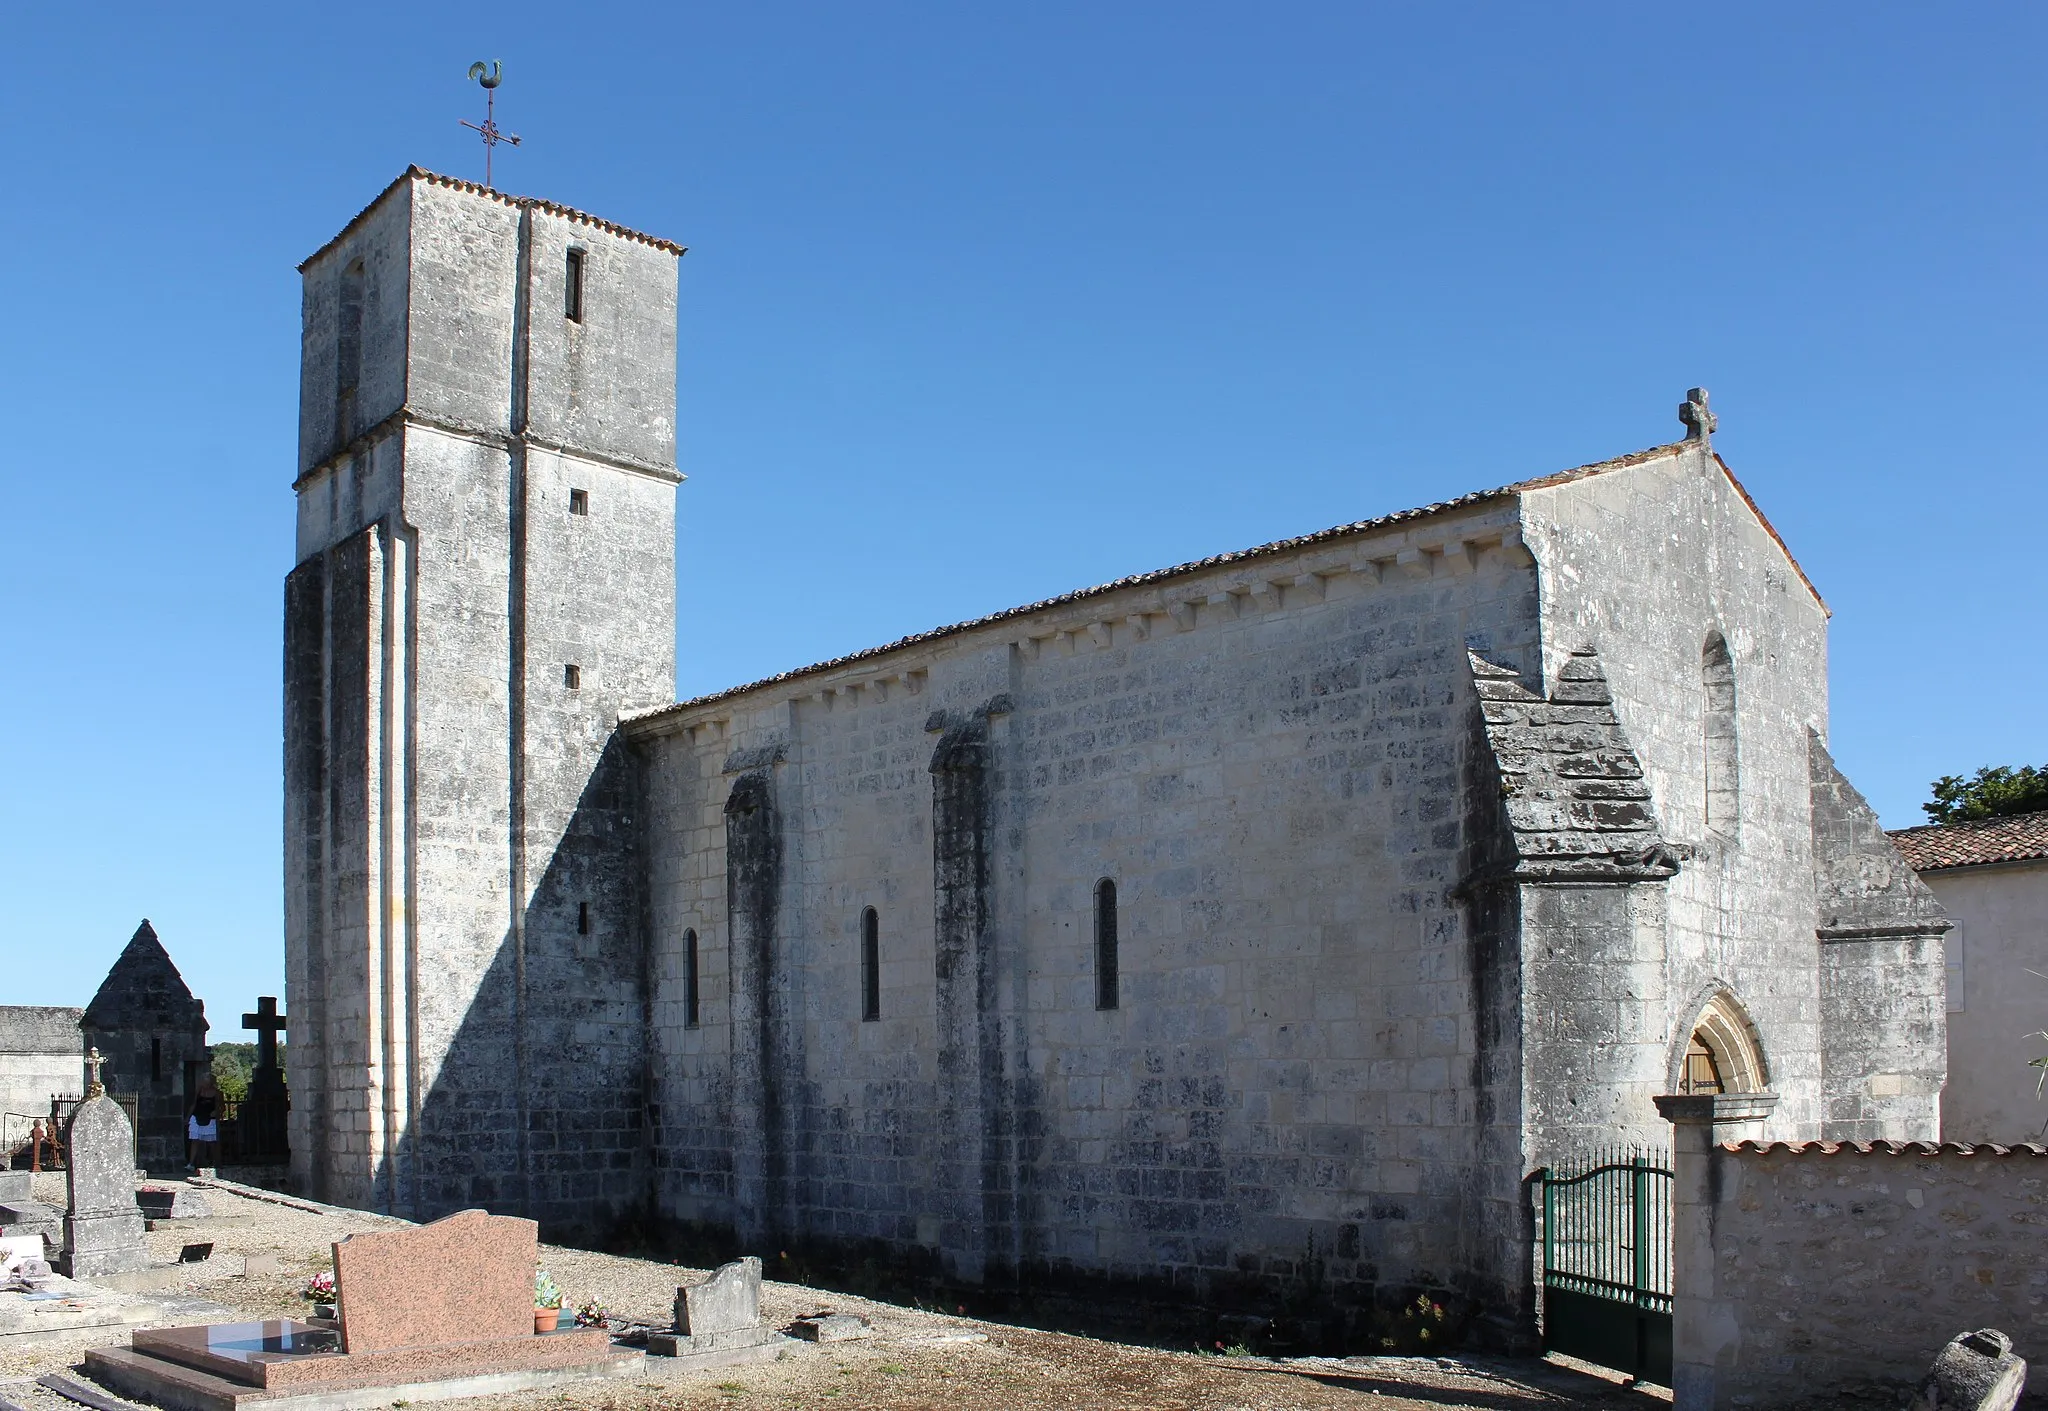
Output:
top-left (242, 996), bottom-right (287, 1071)
top-left (1679, 387), bottom-right (1717, 442)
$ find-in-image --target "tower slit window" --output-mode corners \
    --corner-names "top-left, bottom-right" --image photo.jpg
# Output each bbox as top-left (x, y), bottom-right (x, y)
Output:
top-left (569, 488), bottom-right (588, 516)
top-left (576, 901), bottom-right (589, 936)
top-left (1094, 878), bottom-right (1119, 1011)
top-left (684, 929), bottom-right (700, 1028)
top-left (565, 248), bottom-right (585, 322)
top-left (860, 907), bottom-right (881, 1022)
top-left (564, 664), bottom-right (581, 690)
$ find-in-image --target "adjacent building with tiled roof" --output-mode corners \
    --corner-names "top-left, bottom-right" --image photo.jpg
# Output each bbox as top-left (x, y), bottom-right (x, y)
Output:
top-left (1887, 809), bottom-right (2048, 871)
top-left (1888, 810), bottom-right (2048, 1144)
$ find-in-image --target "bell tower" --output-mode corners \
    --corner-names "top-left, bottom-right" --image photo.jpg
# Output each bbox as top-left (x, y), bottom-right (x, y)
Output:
top-left (284, 168), bottom-right (682, 1227)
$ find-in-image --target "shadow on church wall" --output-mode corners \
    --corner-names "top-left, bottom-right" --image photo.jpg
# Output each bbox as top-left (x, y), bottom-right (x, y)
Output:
top-left (377, 732), bottom-right (650, 1240)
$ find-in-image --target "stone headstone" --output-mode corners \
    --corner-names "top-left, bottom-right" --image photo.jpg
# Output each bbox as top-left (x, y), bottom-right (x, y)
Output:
top-left (331, 1207), bottom-right (536, 1353)
top-left (1909, 1329), bottom-right (2028, 1411)
top-left (136, 1188), bottom-right (211, 1221)
top-left (0, 1171), bottom-right (60, 1251)
top-left (61, 1094), bottom-right (148, 1278)
top-left (648, 1256), bottom-right (771, 1357)
top-left (790, 1312), bottom-right (872, 1342)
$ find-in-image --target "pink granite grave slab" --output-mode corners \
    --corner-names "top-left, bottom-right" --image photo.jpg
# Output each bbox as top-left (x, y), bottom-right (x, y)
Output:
top-left (131, 1320), bottom-right (613, 1390)
top-left (331, 1209), bottom-right (535, 1352)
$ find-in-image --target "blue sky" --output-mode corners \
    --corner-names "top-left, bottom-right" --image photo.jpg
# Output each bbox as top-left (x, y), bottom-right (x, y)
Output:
top-left (2, 4), bottom-right (2041, 1028)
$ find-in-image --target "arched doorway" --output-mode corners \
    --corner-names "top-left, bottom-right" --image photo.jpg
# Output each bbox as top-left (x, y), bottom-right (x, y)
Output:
top-left (1677, 989), bottom-right (1769, 1096)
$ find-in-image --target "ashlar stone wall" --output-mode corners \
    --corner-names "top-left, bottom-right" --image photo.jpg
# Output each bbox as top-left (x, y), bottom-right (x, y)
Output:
top-left (287, 172), bottom-right (680, 1233)
top-left (1516, 440), bottom-right (1943, 1148)
top-left (637, 502), bottom-right (1547, 1317)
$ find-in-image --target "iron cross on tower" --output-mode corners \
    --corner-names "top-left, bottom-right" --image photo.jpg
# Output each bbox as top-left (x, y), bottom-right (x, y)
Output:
top-left (462, 60), bottom-right (521, 189)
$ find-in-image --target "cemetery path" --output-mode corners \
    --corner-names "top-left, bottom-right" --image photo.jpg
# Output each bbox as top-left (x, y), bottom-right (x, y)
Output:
top-left (4, 1178), bottom-right (1672, 1411)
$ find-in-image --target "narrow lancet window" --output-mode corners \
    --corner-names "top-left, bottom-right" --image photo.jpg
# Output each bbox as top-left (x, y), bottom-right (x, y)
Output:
top-left (683, 928), bottom-right (700, 1028)
top-left (565, 248), bottom-right (585, 322)
top-left (1094, 878), bottom-right (1119, 1011)
top-left (1703, 632), bottom-right (1738, 836)
top-left (861, 907), bottom-right (881, 1022)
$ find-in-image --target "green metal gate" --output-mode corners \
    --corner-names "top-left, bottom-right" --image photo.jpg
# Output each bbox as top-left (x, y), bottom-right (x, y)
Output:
top-left (1539, 1149), bottom-right (1672, 1385)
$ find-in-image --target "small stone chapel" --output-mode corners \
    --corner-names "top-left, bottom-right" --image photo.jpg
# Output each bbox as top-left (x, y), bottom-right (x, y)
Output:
top-left (81, 920), bottom-right (208, 1174)
top-left (283, 169), bottom-right (1948, 1334)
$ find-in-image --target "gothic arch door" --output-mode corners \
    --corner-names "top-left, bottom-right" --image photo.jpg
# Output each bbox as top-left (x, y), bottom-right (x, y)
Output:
top-left (1678, 990), bottom-right (1769, 1096)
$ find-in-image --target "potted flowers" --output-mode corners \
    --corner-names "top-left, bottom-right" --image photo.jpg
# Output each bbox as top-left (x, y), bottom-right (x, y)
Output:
top-left (533, 1269), bottom-right (564, 1333)
top-left (573, 1299), bottom-right (609, 1330)
top-left (302, 1270), bottom-right (337, 1320)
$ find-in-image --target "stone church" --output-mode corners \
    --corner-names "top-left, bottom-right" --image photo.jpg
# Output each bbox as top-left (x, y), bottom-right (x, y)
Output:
top-left (284, 168), bottom-right (1947, 1329)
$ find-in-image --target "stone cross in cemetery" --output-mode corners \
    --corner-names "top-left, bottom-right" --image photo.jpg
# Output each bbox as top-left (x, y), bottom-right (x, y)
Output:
top-left (61, 1059), bottom-right (149, 1278)
top-left (242, 998), bottom-right (286, 1072)
top-left (238, 996), bottom-right (289, 1161)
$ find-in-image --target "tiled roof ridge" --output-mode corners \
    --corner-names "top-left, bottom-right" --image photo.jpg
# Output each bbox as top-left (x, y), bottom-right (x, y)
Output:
top-left (1722, 1138), bottom-right (2048, 1157)
top-left (1887, 808), bottom-right (2048, 871)
top-left (299, 166), bottom-right (687, 272)
top-left (627, 439), bottom-right (1693, 727)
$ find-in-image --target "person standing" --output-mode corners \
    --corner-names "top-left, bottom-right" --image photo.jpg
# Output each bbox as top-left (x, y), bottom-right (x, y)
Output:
top-left (186, 1071), bottom-right (220, 1173)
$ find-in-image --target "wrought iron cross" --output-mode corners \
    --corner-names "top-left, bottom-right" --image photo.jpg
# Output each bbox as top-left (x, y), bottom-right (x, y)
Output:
top-left (84, 1046), bottom-right (106, 1099)
top-left (242, 996), bottom-right (288, 1072)
top-left (462, 60), bottom-right (521, 189)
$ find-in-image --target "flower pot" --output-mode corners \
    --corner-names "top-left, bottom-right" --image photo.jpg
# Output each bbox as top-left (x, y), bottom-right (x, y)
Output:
top-left (312, 1303), bottom-right (337, 1320)
top-left (534, 1307), bottom-right (560, 1333)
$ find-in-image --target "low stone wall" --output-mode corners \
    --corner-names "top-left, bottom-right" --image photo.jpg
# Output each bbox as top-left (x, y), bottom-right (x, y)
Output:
top-left (1677, 1137), bottom-right (2048, 1410)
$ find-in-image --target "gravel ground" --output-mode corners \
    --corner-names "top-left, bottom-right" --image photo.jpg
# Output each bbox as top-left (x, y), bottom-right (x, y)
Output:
top-left (0, 1176), bottom-right (1673, 1411)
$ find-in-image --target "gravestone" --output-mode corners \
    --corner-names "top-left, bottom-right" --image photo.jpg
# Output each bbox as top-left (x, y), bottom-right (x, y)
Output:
top-left (0, 1170), bottom-right (60, 1250)
top-left (1909, 1329), bottom-right (2028, 1411)
top-left (60, 1056), bottom-right (148, 1279)
top-left (790, 1312), bottom-right (873, 1342)
top-left (86, 1207), bottom-right (636, 1403)
top-left (237, 995), bottom-right (289, 1162)
top-left (136, 1186), bottom-right (212, 1221)
top-left (331, 1207), bottom-right (534, 1352)
top-left (648, 1256), bottom-right (782, 1361)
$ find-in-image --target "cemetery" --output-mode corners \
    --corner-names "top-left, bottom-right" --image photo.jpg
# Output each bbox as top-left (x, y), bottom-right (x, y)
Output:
top-left (0, 1084), bottom-right (1731, 1411)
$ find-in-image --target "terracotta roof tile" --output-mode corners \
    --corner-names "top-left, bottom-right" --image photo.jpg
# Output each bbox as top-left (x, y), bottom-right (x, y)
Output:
top-left (1886, 810), bottom-right (2048, 871)
top-left (1722, 1139), bottom-right (2048, 1157)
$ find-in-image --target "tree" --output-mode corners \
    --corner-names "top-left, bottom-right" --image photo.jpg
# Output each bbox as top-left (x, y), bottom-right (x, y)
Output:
top-left (1922, 764), bottom-right (2048, 824)
top-left (212, 1042), bottom-right (256, 1104)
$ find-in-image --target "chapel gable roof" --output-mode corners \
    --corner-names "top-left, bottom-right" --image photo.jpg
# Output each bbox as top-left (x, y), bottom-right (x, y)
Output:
top-left (1887, 810), bottom-right (2048, 872)
top-left (1465, 647), bottom-right (1682, 883)
top-left (1808, 733), bottom-right (1951, 939)
top-left (82, 920), bottom-right (207, 1031)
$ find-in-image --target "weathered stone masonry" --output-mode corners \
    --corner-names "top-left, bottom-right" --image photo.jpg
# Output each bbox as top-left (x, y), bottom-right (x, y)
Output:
top-left (284, 177), bottom-right (1949, 1337)
top-left (286, 170), bottom-right (681, 1232)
